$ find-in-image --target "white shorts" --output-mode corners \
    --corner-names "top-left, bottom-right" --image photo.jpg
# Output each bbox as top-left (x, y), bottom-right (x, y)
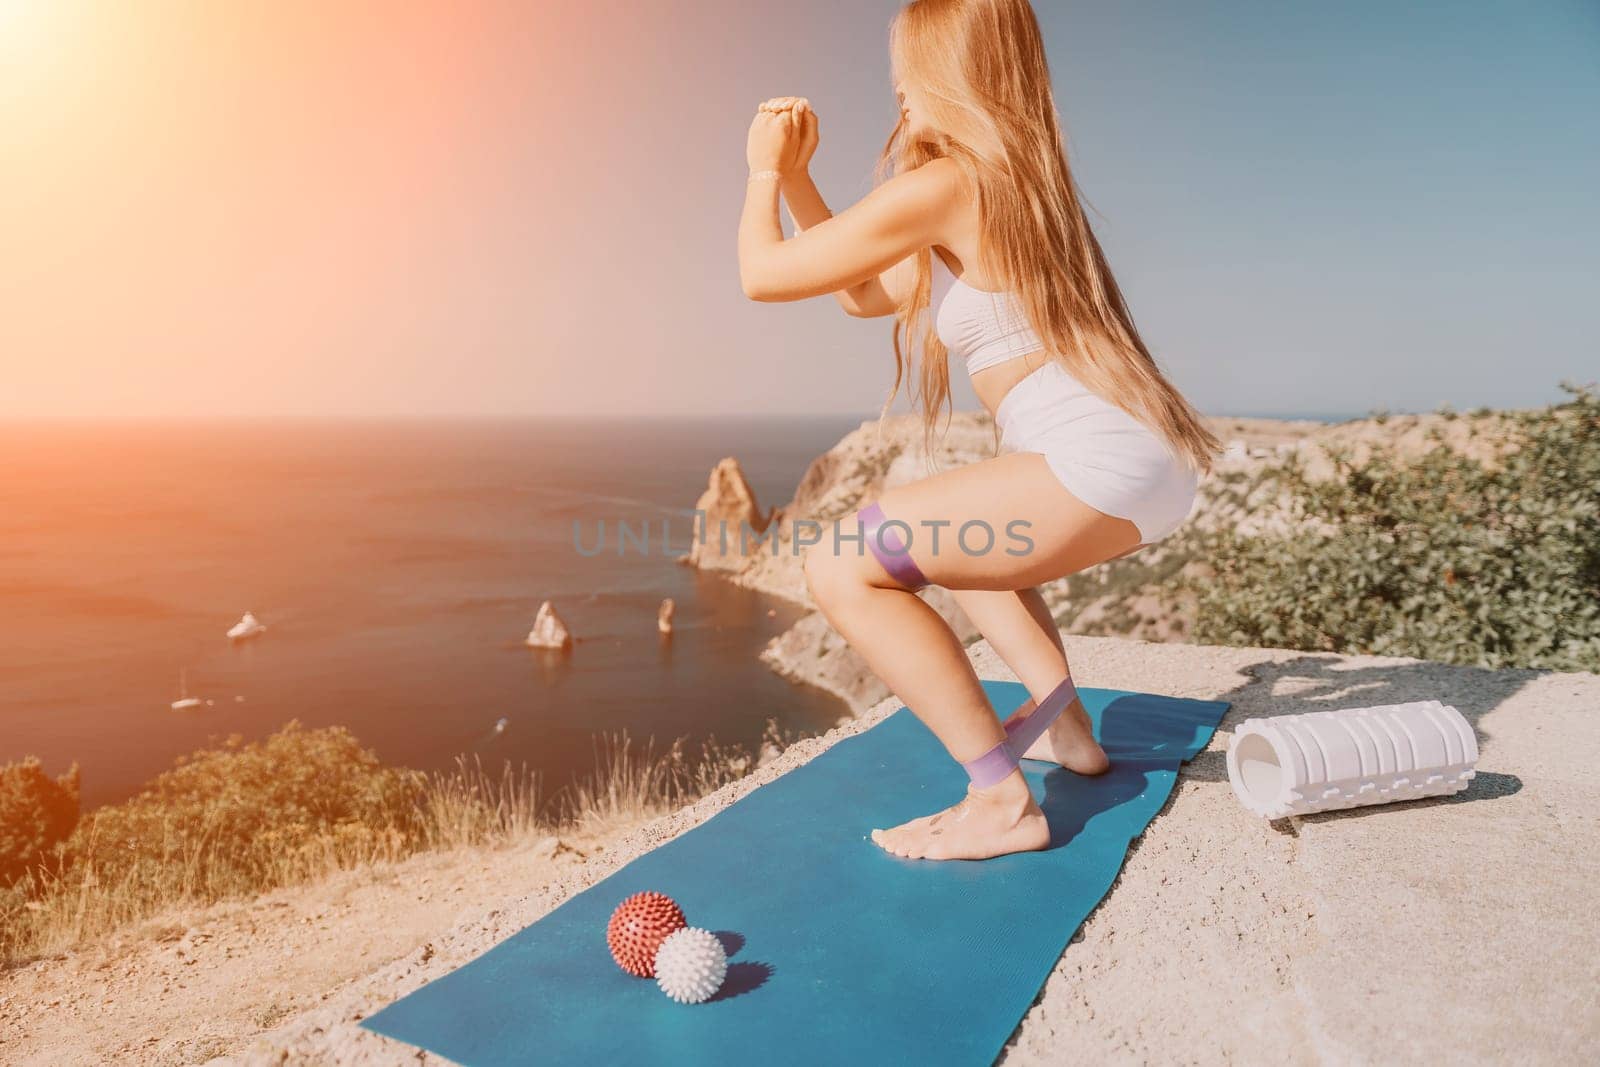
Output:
top-left (995, 360), bottom-right (1199, 545)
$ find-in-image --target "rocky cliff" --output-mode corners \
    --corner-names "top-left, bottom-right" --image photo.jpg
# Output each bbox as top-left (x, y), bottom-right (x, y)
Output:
top-left (681, 407), bottom-right (1506, 716)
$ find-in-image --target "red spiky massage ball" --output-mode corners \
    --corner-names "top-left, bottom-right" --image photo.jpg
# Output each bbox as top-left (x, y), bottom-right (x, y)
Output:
top-left (606, 891), bottom-right (687, 977)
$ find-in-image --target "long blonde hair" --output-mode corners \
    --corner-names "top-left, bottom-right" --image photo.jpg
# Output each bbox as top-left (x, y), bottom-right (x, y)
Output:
top-left (880, 0), bottom-right (1223, 476)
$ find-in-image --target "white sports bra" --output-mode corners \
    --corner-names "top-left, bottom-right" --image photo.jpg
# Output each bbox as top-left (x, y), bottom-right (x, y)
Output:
top-left (930, 248), bottom-right (1046, 376)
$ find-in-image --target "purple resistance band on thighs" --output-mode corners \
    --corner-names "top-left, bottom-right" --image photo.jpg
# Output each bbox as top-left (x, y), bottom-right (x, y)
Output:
top-left (962, 673), bottom-right (1081, 788)
top-left (856, 501), bottom-right (929, 591)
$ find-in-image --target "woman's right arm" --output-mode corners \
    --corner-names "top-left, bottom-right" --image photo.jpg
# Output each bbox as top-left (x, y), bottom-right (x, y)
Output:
top-left (782, 170), bottom-right (911, 318)
top-left (771, 98), bottom-right (911, 317)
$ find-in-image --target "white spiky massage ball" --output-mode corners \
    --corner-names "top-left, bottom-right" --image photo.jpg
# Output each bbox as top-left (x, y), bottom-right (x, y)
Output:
top-left (652, 926), bottom-right (727, 1004)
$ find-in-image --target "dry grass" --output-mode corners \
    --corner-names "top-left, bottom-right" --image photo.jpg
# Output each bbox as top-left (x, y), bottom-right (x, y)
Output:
top-left (0, 716), bottom-right (804, 967)
top-left (553, 727), bottom-right (776, 839)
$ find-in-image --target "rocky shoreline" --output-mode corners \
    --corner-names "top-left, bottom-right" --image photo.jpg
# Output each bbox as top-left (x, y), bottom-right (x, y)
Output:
top-left (679, 406), bottom-right (1501, 715)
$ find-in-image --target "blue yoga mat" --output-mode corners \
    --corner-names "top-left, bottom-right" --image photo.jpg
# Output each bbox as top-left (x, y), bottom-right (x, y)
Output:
top-left (362, 679), bottom-right (1228, 1065)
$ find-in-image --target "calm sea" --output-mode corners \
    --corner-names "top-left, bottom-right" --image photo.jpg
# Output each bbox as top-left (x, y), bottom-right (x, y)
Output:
top-left (0, 417), bottom-right (866, 808)
top-left (1, 411), bottom-right (1362, 809)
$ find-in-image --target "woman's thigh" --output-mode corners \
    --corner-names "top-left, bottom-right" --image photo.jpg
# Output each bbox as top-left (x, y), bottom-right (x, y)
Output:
top-left (859, 451), bottom-right (1143, 591)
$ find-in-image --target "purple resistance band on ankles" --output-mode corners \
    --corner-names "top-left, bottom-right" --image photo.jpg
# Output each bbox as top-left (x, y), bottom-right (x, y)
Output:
top-left (854, 500), bottom-right (1079, 788)
top-left (962, 673), bottom-right (1080, 788)
top-left (856, 501), bottom-right (929, 591)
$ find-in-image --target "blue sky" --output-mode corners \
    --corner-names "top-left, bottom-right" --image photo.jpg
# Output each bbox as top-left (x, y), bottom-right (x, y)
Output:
top-left (763, 0), bottom-right (1600, 419)
top-left (2, 0), bottom-right (1595, 417)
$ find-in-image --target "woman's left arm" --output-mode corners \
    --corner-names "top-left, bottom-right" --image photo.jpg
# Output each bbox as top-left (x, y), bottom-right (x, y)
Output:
top-left (738, 108), bottom-right (957, 302)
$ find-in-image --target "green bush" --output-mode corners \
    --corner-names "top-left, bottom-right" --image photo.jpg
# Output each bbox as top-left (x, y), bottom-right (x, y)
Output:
top-left (0, 758), bottom-right (80, 888)
top-left (1180, 380), bottom-right (1599, 670)
top-left (64, 720), bottom-right (429, 904)
top-left (3, 716), bottom-right (801, 963)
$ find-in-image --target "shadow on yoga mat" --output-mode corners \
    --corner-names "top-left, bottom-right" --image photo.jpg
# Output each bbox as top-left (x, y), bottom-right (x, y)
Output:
top-left (361, 680), bottom-right (1229, 1066)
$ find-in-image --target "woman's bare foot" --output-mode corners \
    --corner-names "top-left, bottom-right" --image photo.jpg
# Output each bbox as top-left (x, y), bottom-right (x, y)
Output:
top-left (1001, 693), bottom-right (1110, 775)
top-left (866, 689), bottom-right (1105, 861)
top-left (870, 773), bottom-right (1049, 860)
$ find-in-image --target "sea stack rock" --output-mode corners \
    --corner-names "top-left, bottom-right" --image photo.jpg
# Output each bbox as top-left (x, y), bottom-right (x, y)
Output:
top-left (525, 600), bottom-right (573, 650)
top-left (687, 457), bottom-right (775, 572)
top-left (227, 611), bottom-right (267, 642)
top-left (657, 598), bottom-right (675, 635)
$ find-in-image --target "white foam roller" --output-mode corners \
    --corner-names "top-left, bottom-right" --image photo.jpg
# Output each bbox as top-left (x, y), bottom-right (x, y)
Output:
top-left (1226, 700), bottom-right (1478, 819)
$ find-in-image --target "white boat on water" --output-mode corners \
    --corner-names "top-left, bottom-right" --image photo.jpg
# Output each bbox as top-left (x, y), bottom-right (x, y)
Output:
top-left (171, 668), bottom-right (203, 711)
top-left (227, 611), bottom-right (267, 642)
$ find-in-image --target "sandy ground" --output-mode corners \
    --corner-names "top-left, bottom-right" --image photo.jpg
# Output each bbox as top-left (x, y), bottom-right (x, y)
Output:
top-left (0, 833), bottom-right (602, 1065)
top-left (8, 634), bottom-right (1591, 1065)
